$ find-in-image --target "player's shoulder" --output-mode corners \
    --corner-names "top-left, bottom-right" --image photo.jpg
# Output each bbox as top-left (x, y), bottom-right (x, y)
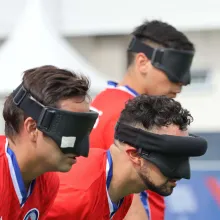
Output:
top-left (0, 136), bottom-right (6, 157)
top-left (0, 136), bottom-right (8, 193)
top-left (46, 185), bottom-right (90, 219)
top-left (76, 148), bottom-right (107, 172)
top-left (58, 148), bottom-right (107, 190)
top-left (94, 87), bottom-right (134, 102)
top-left (91, 88), bottom-right (134, 123)
top-left (92, 88), bottom-right (134, 108)
top-left (65, 148), bottom-right (107, 174)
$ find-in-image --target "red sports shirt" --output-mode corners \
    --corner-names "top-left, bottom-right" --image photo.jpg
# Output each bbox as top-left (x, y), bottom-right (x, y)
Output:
top-left (90, 81), bottom-right (165, 220)
top-left (0, 136), bottom-right (59, 220)
top-left (46, 148), bottom-right (133, 220)
top-left (90, 81), bottom-right (136, 150)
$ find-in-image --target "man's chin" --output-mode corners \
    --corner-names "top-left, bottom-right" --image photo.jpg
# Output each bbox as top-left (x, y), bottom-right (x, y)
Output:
top-left (159, 191), bottom-right (172, 197)
top-left (157, 188), bottom-right (174, 197)
top-left (58, 164), bottom-right (74, 173)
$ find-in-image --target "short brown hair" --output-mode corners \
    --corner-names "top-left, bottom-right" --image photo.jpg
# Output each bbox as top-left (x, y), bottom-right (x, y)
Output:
top-left (3, 65), bottom-right (90, 138)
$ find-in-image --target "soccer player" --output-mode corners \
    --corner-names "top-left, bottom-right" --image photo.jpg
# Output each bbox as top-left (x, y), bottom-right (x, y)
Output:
top-left (46, 95), bottom-right (207, 220)
top-left (90, 20), bottom-right (195, 220)
top-left (0, 66), bottom-right (98, 219)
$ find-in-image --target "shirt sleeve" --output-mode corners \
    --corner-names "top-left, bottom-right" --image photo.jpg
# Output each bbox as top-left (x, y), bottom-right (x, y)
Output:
top-left (45, 184), bottom-right (89, 220)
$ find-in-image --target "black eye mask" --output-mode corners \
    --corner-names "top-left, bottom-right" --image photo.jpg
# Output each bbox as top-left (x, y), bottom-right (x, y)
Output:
top-left (128, 37), bottom-right (194, 85)
top-left (114, 123), bottom-right (208, 179)
top-left (12, 84), bottom-right (98, 157)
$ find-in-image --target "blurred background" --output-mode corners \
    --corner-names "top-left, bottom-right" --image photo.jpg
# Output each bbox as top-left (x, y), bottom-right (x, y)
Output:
top-left (0, 0), bottom-right (219, 219)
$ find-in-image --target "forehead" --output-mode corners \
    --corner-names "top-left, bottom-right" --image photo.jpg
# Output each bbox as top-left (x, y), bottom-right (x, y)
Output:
top-left (57, 97), bottom-right (90, 113)
top-left (152, 124), bottom-right (188, 137)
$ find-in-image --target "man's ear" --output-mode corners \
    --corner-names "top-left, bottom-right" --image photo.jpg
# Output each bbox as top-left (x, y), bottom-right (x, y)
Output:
top-left (125, 145), bottom-right (142, 166)
top-left (23, 117), bottom-right (38, 142)
top-left (135, 53), bottom-right (151, 76)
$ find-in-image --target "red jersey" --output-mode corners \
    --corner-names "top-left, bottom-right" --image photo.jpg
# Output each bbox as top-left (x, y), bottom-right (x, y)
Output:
top-left (46, 148), bottom-right (133, 220)
top-left (0, 136), bottom-right (59, 220)
top-left (90, 81), bottom-right (165, 220)
top-left (90, 82), bottom-right (136, 150)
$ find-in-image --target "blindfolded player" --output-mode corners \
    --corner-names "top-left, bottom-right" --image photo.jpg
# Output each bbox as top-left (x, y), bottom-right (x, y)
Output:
top-left (90, 20), bottom-right (195, 220)
top-left (0, 65), bottom-right (98, 219)
top-left (46, 95), bottom-right (207, 220)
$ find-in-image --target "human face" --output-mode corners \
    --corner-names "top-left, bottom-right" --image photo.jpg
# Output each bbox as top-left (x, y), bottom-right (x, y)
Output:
top-left (144, 64), bottom-right (183, 98)
top-left (135, 53), bottom-right (183, 98)
top-left (133, 125), bottom-right (188, 196)
top-left (138, 160), bottom-right (180, 196)
top-left (36, 96), bottom-right (90, 172)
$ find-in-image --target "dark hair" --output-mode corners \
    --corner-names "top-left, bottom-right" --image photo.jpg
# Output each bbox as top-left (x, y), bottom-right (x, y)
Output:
top-left (3, 65), bottom-right (90, 138)
top-left (118, 95), bottom-right (193, 131)
top-left (127, 20), bottom-right (195, 67)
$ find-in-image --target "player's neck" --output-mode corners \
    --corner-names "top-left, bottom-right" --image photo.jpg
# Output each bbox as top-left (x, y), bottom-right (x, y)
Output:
top-left (8, 138), bottom-right (45, 189)
top-left (108, 146), bottom-right (145, 203)
top-left (118, 69), bottom-right (145, 95)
